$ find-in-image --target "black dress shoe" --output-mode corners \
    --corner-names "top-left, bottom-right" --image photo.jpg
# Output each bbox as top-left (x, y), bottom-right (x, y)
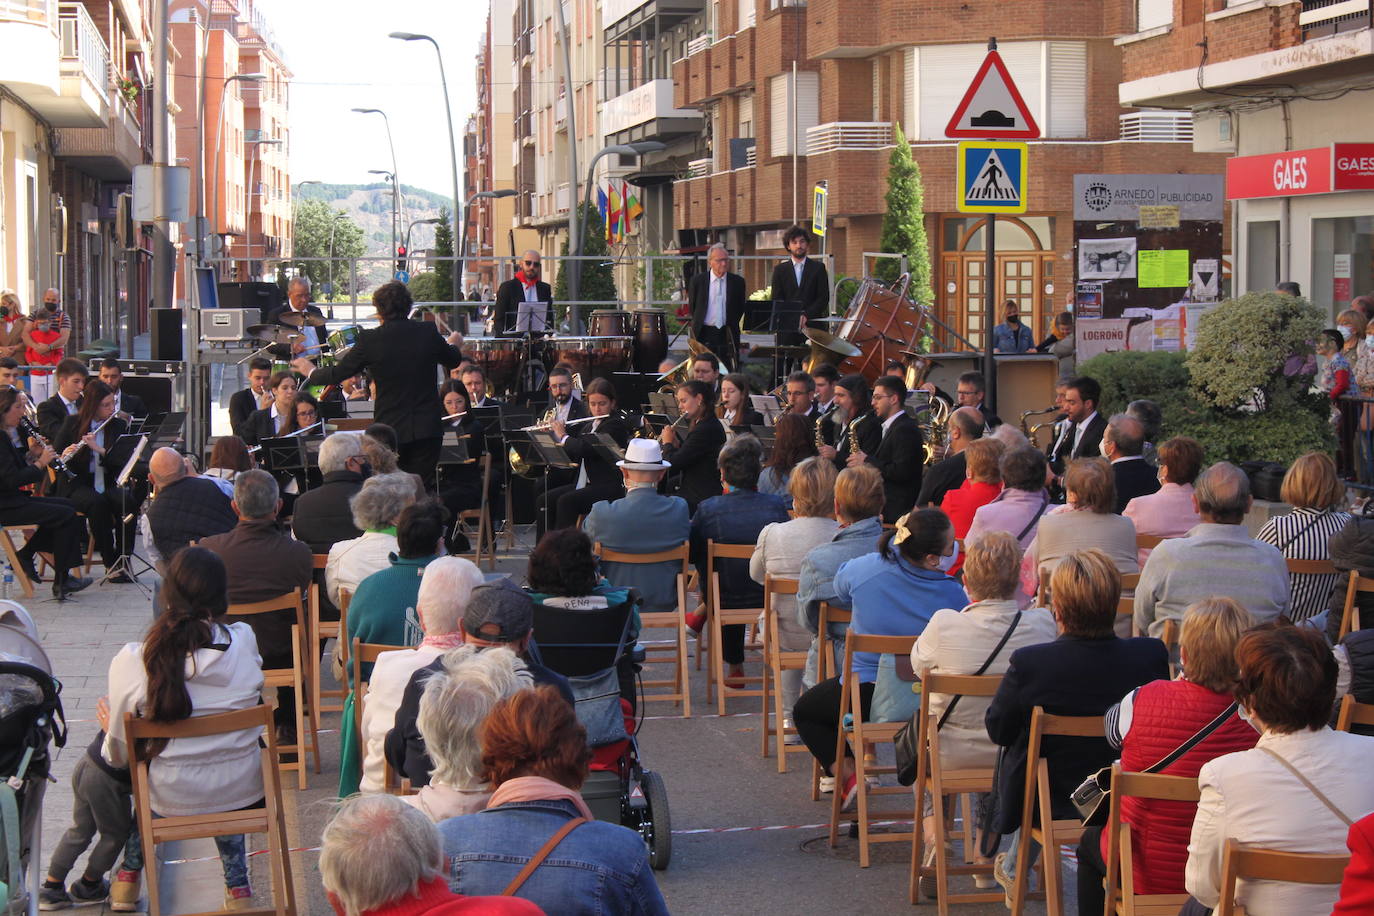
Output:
top-left (53, 576), bottom-right (93, 601)
top-left (13, 549), bottom-right (40, 584)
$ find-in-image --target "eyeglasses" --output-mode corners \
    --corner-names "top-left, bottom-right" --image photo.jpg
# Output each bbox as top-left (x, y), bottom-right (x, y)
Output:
top-left (523, 260), bottom-right (540, 266)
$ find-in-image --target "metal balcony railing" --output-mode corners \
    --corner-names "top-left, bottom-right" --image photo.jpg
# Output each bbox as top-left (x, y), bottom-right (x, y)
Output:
top-left (805, 121), bottom-right (893, 155)
top-left (1301, 0), bottom-right (1371, 38)
top-left (58, 2), bottom-right (109, 103)
top-left (1118, 111), bottom-right (1193, 143)
top-left (0, 0), bottom-right (54, 24)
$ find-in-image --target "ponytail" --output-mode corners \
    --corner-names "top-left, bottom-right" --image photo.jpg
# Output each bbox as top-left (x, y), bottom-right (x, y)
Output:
top-left (142, 547), bottom-right (230, 724)
top-left (878, 507), bottom-right (951, 566)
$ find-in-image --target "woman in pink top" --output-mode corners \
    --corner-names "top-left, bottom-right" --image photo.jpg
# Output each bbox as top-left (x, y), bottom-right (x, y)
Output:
top-left (940, 438), bottom-right (1004, 575)
top-left (1123, 436), bottom-right (1204, 567)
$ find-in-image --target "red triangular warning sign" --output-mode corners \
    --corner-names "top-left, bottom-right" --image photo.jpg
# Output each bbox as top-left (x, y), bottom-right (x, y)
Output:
top-left (945, 49), bottom-right (1041, 140)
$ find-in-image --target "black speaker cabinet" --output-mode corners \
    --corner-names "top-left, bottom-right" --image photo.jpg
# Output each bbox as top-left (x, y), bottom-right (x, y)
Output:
top-left (149, 308), bottom-right (183, 361)
top-left (216, 281), bottom-right (283, 322)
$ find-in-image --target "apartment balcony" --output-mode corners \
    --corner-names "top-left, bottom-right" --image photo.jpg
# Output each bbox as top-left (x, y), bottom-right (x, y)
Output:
top-left (603, 0), bottom-right (705, 41)
top-left (52, 94), bottom-right (143, 179)
top-left (674, 27), bottom-right (752, 107)
top-left (677, 160), bottom-right (765, 230)
top-left (1118, 111), bottom-right (1192, 144)
top-left (0, 0), bottom-right (109, 127)
top-left (602, 78), bottom-right (703, 145)
top-left (805, 121), bottom-right (893, 156)
top-left (554, 91), bottom-right (567, 128)
top-left (555, 182), bottom-right (571, 214)
top-left (1303, 0), bottom-right (1371, 39)
top-left (55, 2), bottom-right (110, 125)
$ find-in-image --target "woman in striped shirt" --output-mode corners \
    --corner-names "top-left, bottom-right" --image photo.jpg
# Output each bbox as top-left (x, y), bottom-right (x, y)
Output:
top-left (1256, 452), bottom-right (1351, 621)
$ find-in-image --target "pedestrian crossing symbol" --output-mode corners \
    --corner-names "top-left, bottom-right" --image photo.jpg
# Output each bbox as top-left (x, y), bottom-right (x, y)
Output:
top-left (956, 141), bottom-right (1028, 214)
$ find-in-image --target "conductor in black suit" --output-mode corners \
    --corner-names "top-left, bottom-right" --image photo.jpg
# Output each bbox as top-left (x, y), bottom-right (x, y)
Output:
top-left (1102, 413), bottom-right (1160, 513)
top-left (266, 276), bottom-right (327, 360)
top-left (768, 225), bottom-right (830, 346)
top-left (1046, 375), bottom-right (1107, 492)
top-left (852, 376), bottom-right (924, 524)
top-left (305, 281), bottom-right (462, 490)
top-left (491, 250), bottom-right (554, 337)
top-left (688, 244), bottom-right (748, 372)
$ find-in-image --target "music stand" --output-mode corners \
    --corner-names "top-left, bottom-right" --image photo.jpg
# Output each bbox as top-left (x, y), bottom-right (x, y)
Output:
top-left (588, 432), bottom-right (626, 465)
top-left (749, 425), bottom-right (776, 448)
top-left (611, 372), bottom-right (659, 417)
top-left (102, 434), bottom-right (154, 596)
top-left (751, 394), bottom-right (784, 427)
top-left (647, 392), bottom-right (678, 416)
top-left (437, 431), bottom-right (472, 466)
top-left (258, 437), bottom-right (307, 476)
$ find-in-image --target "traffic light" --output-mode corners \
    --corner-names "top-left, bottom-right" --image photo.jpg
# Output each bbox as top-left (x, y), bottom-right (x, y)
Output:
top-left (396, 244), bottom-right (407, 275)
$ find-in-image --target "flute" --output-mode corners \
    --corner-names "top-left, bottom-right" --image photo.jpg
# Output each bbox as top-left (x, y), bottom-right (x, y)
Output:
top-left (246, 420), bottom-right (323, 454)
top-left (60, 413), bottom-right (118, 461)
top-left (519, 415), bottom-right (599, 432)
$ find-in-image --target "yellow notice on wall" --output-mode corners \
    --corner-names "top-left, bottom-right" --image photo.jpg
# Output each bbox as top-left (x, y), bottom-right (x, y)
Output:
top-left (1138, 250), bottom-right (1190, 288)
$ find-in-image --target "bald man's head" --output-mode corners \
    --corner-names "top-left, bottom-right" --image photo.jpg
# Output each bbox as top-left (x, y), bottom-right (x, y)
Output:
top-left (950, 407), bottom-right (985, 443)
top-left (1194, 461), bottom-right (1250, 525)
top-left (520, 249), bottom-right (541, 280)
top-left (149, 447), bottom-right (188, 488)
top-left (1104, 413), bottom-right (1146, 457)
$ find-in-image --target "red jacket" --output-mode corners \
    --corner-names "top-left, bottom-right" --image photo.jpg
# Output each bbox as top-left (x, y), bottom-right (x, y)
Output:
top-left (940, 479), bottom-right (1002, 574)
top-left (339, 876), bottom-right (542, 916)
top-left (1101, 678), bottom-right (1258, 894)
top-left (1334, 812), bottom-right (1374, 915)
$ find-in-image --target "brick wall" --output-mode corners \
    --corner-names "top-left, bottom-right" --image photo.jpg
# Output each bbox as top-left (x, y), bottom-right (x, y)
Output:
top-left (1120, 3), bottom-right (1300, 84)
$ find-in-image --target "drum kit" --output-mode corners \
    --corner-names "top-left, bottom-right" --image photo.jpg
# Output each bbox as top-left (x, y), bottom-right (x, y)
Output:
top-left (244, 313), bottom-right (365, 397)
top-left (464, 308), bottom-right (669, 396)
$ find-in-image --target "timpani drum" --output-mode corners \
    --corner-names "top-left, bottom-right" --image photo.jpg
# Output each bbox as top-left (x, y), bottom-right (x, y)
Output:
top-left (632, 308), bottom-right (668, 372)
top-left (467, 337), bottom-right (526, 395)
top-left (545, 336), bottom-right (633, 383)
top-left (588, 309), bottom-right (634, 339)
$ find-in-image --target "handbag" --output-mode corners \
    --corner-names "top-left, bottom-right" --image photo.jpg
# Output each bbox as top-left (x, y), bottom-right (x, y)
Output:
top-left (1071, 699), bottom-right (1238, 827)
top-left (500, 817), bottom-right (589, 896)
top-left (893, 611), bottom-right (1022, 787)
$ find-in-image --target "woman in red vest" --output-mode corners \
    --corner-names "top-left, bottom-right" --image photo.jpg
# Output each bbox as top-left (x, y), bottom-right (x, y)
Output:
top-left (1075, 597), bottom-right (1259, 914)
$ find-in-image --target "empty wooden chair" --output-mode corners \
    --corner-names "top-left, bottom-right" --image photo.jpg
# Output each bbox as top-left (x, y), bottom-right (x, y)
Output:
top-left (705, 540), bottom-right (766, 715)
top-left (124, 705), bottom-right (296, 916)
top-left (1215, 838), bottom-right (1349, 916)
top-left (594, 540), bottom-right (692, 717)
top-left (1340, 570), bottom-right (1374, 639)
top-left (1102, 763), bottom-right (1200, 916)
top-left (760, 575), bottom-right (807, 770)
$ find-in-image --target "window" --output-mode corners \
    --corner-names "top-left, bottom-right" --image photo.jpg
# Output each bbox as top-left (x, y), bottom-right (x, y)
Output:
top-left (738, 94), bottom-right (754, 136)
top-left (1313, 217), bottom-right (1374, 314)
top-left (1245, 221), bottom-right (1279, 294)
top-left (1137, 0), bottom-right (1171, 31)
top-left (768, 71), bottom-right (819, 157)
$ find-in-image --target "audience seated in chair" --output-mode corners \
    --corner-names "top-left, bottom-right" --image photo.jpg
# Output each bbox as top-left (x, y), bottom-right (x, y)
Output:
top-left (144, 446), bottom-right (236, 570)
top-left (1020, 457), bottom-right (1138, 600)
top-left (938, 437), bottom-right (1005, 576)
top-left (1334, 810), bottom-right (1374, 915)
top-left (1122, 435), bottom-right (1203, 568)
top-left (291, 432), bottom-right (369, 553)
top-left (325, 472), bottom-right (418, 607)
top-left (965, 446), bottom-right (1050, 556)
top-left (1255, 451), bottom-right (1351, 623)
top-left (1102, 413), bottom-right (1159, 513)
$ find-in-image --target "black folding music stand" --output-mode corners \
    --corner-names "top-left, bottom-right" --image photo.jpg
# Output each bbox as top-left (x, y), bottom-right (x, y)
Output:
top-left (258, 437), bottom-right (307, 476)
top-left (437, 431), bottom-right (472, 466)
top-left (588, 432), bottom-right (626, 465)
top-left (611, 372), bottom-right (658, 415)
top-left (103, 434), bottom-right (154, 596)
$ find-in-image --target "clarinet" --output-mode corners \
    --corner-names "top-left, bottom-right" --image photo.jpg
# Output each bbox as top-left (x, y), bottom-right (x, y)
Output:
top-left (18, 416), bottom-right (77, 480)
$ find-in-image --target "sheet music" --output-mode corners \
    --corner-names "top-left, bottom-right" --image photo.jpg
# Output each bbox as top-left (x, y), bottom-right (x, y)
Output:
top-left (514, 298), bottom-right (549, 334)
top-left (117, 435), bottom-right (149, 487)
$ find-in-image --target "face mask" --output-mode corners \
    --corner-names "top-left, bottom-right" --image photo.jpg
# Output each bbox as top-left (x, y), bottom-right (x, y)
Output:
top-left (1339, 325), bottom-right (1354, 341)
top-left (1237, 703), bottom-right (1261, 733)
top-left (1365, 334), bottom-right (1374, 348)
top-left (1006, 315), bottom-right (1019, 325)
top-left (356, 460), bottom-right (373, 480)
top-left (937, 547), bottom-right (958, 573)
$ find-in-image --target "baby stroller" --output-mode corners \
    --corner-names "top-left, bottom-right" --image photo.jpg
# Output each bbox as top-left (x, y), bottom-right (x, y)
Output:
top-left (530, 595), bottom-right (672, 870)
top-left (0, 602), bottom-right (66, 916)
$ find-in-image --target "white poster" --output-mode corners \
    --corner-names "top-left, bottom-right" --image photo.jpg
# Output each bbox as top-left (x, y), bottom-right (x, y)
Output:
top-left (1192, 258), bottom-right (1220, 300)
top-left (1077, 318), bottom-right (1134, 361)
top-left (1078, 237), bottom-right (1138, 280)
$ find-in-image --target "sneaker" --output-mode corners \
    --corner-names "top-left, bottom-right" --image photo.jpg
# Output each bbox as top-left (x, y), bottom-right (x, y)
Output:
top-left (782, 717), bottom-right (802, 746)
top-left (685, 610), bottom-right (706, 635)
top-left (224, 885), bottom-right (253, 911)
top-left (993, 852), bottom-right (1016, 908)
top-left (840, 772), bottom-right (860, 812)
top-left (973, 872), bottom-right (998, 890)
top-left (110, 870), bottom-right (140, 912)
top-left (38, 884), bottom-right (71, 911)
top-left (67, 879), bottom-right (108, 908)
top-left (818, 774), bottom-right (835, 793)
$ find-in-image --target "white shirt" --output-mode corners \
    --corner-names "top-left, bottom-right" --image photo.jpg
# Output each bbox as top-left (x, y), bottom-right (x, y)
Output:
top-left (880, 410), bottom-right (901, 437)
top-left (792, 257), bottom-right (806, 288)
top-left (60, 393), bottom-right (79, 415)
top-left (87, 419), bottom-right (108, 492)
top-left (1072, 410), bottom-right (1099, 453)
top-left (358, 646), bottom-right (445, 793)
top-left (287, 306), bottom-right (321, 356)
top-left (553, 398), bottom-right (573, 423)
top-left (705, 273), bottom-right (726, 328)
top-left (269, 403), bottom-right (287, 435)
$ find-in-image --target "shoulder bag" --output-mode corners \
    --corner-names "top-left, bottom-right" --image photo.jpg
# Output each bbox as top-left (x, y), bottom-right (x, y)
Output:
top-left (894, 611), bottom-right (1022, 787)
top-left (1257, 746), bottom-right (1353, 826)
top-left (500, 816), bottom-right (589, 896)
top-left (1071, 700), bottom-right (1238, 827)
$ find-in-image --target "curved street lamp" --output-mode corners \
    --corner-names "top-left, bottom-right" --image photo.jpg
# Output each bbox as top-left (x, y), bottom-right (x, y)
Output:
top-left (209, 71), bottom-right (266, 262)
top-left (352, 107), bottom-right (400, 269)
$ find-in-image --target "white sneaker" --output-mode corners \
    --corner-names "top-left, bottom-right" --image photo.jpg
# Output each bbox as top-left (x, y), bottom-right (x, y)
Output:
top-left (818, 775), bottom-right (835, 793)
top-left (782, 717), bottom-right (802, 745)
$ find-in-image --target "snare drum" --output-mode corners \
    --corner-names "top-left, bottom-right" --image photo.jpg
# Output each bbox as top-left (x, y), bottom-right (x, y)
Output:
top-left (272, 360), bottom-right (292, 376)
top-left (632, 308), bottom-right (668, 372)
top-left (327, 325), bottom-right (362, 358)
top-left (588, 309), bottom-right (633, 338)
top-left (467, 337), bottom-right (526, 395)
top-left (546, 336), bottom-right (633, 383)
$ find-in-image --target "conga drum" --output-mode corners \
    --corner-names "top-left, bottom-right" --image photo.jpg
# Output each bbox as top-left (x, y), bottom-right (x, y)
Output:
top-left (632, 308), bottom-right (668, 372)
top-left (588, 309), bottom-right (633, 338)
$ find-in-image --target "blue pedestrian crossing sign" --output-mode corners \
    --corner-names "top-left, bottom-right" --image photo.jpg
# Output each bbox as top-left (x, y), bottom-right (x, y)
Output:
top-left (956, 141), bottom-right (1028, 214)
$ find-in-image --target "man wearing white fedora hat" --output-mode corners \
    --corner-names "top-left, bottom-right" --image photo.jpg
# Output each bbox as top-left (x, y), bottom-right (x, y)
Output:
top-left (583, 439), bottom-right (690, 619)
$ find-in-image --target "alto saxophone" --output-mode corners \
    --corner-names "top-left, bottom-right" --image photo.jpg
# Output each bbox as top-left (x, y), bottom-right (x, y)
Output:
top-left (847, 413), bottom-right (865, 456)
top-left (814, 410), bottom-right (827, 450)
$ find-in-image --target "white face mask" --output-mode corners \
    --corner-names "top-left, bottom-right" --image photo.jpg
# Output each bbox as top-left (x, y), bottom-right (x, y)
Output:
top-left (1237, 703), bottom-right (1261, 733)
top-left (1365, 334), bottom-right (1374, 348)
top-left (1339, 324), bottom-right (1354, 341)
top-left (937, 544), bottom-right (959, 573)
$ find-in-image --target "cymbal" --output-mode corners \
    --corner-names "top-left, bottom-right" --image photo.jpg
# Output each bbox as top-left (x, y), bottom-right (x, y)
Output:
top-left (246, 324), bottom-right (301, 344)
top-left (808, 317), bottom-right (847, 325)
top-left (802, 326), bottom-right (863, 358)
top-left (278, 312), bottom-right (327, 329)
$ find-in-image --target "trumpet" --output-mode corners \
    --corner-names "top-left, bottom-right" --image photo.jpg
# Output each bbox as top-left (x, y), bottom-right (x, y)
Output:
top-left (17, 416), bottom-right (76, 480)
top-left (519, 414), bottom-right (599, 432)
top-left (60, 413), bottom-right (118, 462)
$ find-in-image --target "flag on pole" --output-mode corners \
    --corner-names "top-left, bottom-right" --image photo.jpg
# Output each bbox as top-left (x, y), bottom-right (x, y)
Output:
top-left (597, 185), bottom-right (608, 229)
top-left (606, 182), bottom-right (623, 245)
top-left (624, 180), bottom-right (643, 225)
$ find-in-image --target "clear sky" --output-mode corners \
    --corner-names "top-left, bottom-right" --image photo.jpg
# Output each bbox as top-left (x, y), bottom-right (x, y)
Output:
top-left (257, 0), bottom-right (489, 204)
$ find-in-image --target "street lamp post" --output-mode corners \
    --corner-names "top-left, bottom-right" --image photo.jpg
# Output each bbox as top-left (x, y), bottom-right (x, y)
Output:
top-left (246, 137), bottom-right (282, 281)
top-left (209, 72), bottom-right (266, 265)
top-left (352, 107), bottom-right (400, 273)
top-left (569, 141), bottom-right (666, 332)
top-left (389, 32), bottom-right (461, 300)
top-left (367, 170), bottom-right (398, 267)
top-left (459, 189), bottom-right (518, 302)
top-left (292, 179), bottom-right (321, 263)
top-left (404, 217), bottom-right (442, 258)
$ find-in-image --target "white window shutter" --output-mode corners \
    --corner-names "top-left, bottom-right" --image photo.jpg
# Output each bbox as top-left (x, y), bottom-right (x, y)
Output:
top-left (1137, 0), bottom-right (1171, 31)
top-left (739, 0), bottom-right (756, 30)
top-left (797, 71), bottom-right (819, 144)
top-left (739, 94), bottom-right (754, 136)
top-left (769, 74), bottom-right (790, 156)
top-left (1046, 42), bottom-right (1086, 138)
top-left (917, 44), bottom-right (985, 140)
top-left (903, 46), bottom-right (918, 140)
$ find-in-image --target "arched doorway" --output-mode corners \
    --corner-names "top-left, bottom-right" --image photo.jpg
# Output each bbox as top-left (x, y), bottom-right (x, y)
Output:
top-left (938, 216), bottom-right (1057, 351)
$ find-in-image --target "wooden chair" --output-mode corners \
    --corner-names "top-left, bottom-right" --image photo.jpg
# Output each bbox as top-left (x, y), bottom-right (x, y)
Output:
top-left (1160, 618), bottom-right (1181, 678)
top-left (1037, 567), bottom-right (1052, 608)
top-left (328, 417), bottom-right (372, 432)
top-left (1135, 533), bottom-right (1167, 551)
top-left (760, 575), bottom-right (808, 770)
top-left (351, 637), bottom-right (397, 788)
top-left (705, 540), bottom-right (766, 715)
top-left (1339, 570), bottom-right (1374, 639)
top-left (1336, 693), bottom-right (1374, 733)
top-left (1286, 557), bottom-right (1338, 576)
top-left (827, 632), bottom-right (921, 868)
top-left (456, 453), bottom-right (495, 570)
top-left (308, 556), bottom-right (347, 717)
top-left (124, 705), bottom-right (296, 916)
top-left (226, 592), bottom-right (318, 788)
top-left (1119, 572), bottom-right (1142, 628)
top-left (1215, 838), bottom-right (1349, 916)
top-left (1009, 706), bottom-right (1106, 915)
top-left (594, 540), bottom-right (692, 717)
top-left (908, 672), bottom-right (1005, 911)
top-left (0, 525), bottom-right (36, 598)
top-left (1102, 763), bottom-right (1200, 916)
top-left (811, 602), bottom-right (853, 801)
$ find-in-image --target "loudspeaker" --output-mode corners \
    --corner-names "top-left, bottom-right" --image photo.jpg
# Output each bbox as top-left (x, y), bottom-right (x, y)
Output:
top-left (149, 308), bottom-right (183, 361)
top-left (216, 281), bottom-right (283, 322)
top-left (120, 375), bottom-right (175, 418)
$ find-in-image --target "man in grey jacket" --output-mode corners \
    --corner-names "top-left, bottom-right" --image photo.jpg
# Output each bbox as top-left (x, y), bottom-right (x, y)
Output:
top-left (797, 465), bottom-right (887, 690)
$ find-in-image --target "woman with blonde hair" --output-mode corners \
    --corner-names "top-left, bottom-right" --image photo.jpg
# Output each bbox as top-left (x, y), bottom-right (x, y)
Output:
top-left (751, 456), bottom-right (840, 719)
top-left (0, 289), bottom-right (26, 360)
top-left (1020, 457), bottom-right (1137, 600)
top-left (1256, 451), bottom-right (1351, 621)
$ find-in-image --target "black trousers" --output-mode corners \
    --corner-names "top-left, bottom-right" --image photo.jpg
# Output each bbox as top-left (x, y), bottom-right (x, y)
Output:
top-left (398, 436), bottom-right (442, 492)
top-left (532, 468), bottom-right (578, 539)
top-left (62, 484), bottom-right (135, 567)
top-left (1076, 825), bottom-right (1108, 916)
top-left (1, 496), bottom-right (83, 580)
top-left (793, 676), bottom-right (875, 775)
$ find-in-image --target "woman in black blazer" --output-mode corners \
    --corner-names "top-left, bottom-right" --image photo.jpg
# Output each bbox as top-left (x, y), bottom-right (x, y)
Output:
top-left (0, 388), bottom-right (90, 599)
top-left (54, 380), bottom-right (134, 576)
top-left (537, 377), bottom-right (633, 533)
top-left (436, 380), bottom-right (486, 514)
top-left (660, 379), bottom-right (727, 514)
top-left (720, 373), bottom-right (764, 433)
top-left (241, 370), bottom-right (301, 448)
top-left (983, 548), bottom-right (1168, 889)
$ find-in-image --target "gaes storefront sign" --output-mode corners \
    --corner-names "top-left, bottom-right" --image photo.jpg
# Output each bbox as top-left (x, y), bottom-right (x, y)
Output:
top-left (1225, 143), bottom-right (1374, 199)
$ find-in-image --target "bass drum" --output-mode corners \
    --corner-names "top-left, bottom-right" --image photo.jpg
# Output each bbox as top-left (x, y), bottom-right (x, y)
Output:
top-left (546, 336), bottom-right (633, 384)
top-left (834, 276), bottom-right (926, 384)
top-left (588, 309), bottom-right (634, 338)
top-left (632, 308), bottom-right (668, 373)
top-left (466, 337), bottom-right (526, 396)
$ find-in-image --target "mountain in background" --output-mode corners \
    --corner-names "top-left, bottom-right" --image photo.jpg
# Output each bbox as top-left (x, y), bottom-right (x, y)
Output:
top-left (294, 182), bottom-right (453, 257)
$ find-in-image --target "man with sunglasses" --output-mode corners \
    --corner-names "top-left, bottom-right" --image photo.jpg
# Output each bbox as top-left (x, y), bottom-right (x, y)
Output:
top-left (491, 250), bottom-right (554, 338)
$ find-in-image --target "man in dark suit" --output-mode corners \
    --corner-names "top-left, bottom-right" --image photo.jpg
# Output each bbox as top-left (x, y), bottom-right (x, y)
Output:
top-left (291, 431), bottom-right (369, 553)
top-left (953, 370), bottom-right (1002, 431)
top-left (35, 358), bottom-right (87, 443)
top-left (96, 358), bottom-right (147, 420)
top-left (819, 374), bottom-right (881, 471)
top-left (1047, 375), bottom-right (1107, 493)
top-left (1103, 413), bottom-right (1160, 513)
top-left (688, 244), bottom-right (747, 371)
top-left (266, 276), bottom-right (327, 360)
top-left (768, 225), bottom-right (829, 346)
top-left (460, 365), bottom-right (504, 408)
top-left (305, 281), bottom-right (462, 490)
top-left (229, 357), bottom-right (273, 438)
top-left (917, 406), bottom-right (983, 507)
top-left (853, 376), bottom-right (923, 523)
top-left (491, 250), bottom-right (554, 337)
